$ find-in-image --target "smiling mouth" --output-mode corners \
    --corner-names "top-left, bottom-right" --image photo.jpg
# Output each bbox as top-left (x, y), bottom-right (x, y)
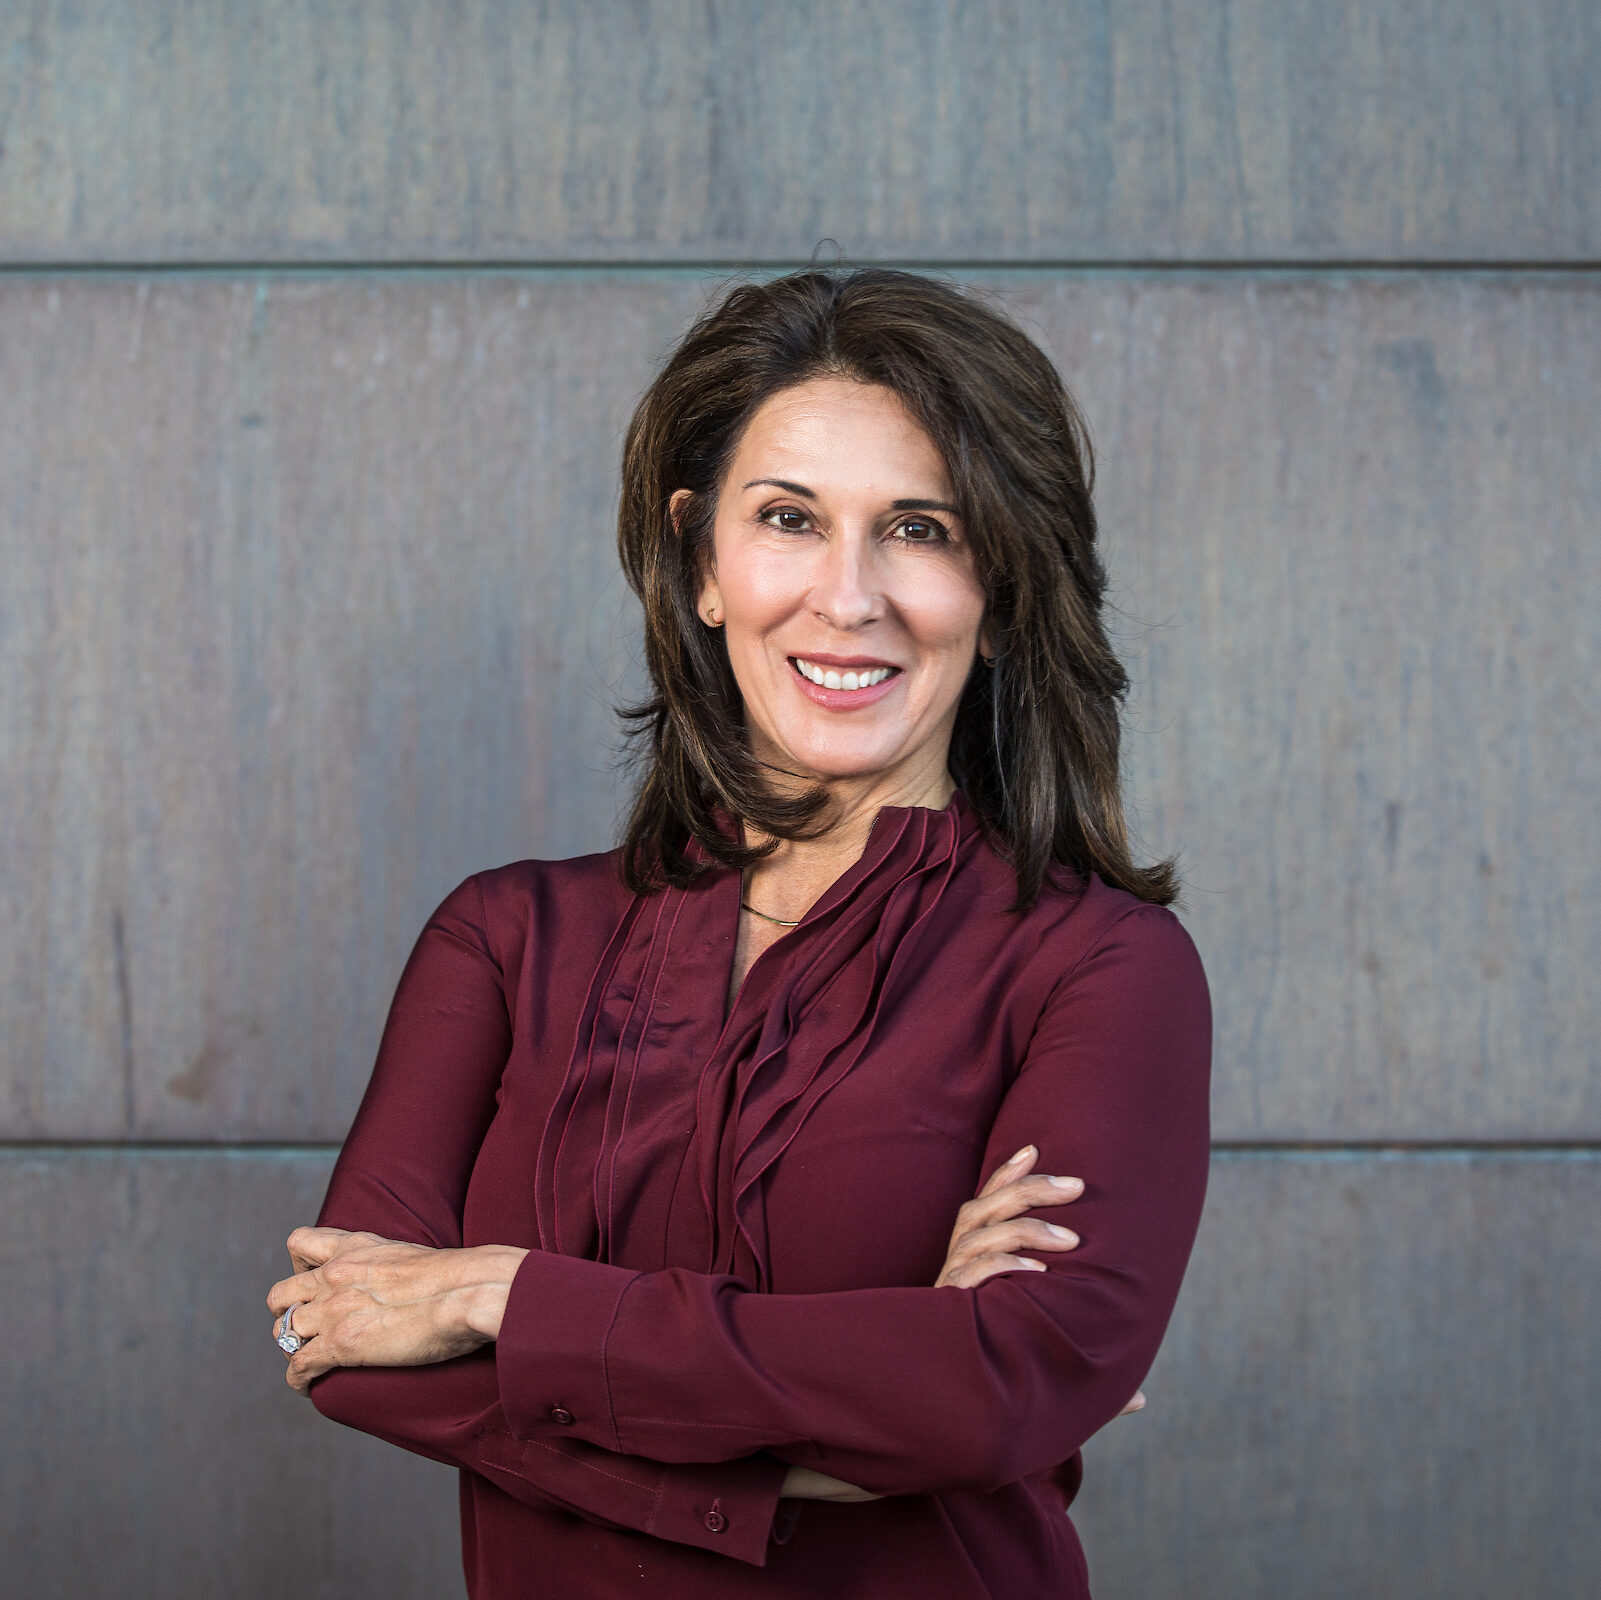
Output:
top-left (791, 657), bottom-right (899, 692)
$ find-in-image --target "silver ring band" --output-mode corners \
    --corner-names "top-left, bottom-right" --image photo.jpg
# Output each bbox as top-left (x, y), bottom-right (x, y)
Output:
top-left (275, 1302), bottom-right (306, 1355)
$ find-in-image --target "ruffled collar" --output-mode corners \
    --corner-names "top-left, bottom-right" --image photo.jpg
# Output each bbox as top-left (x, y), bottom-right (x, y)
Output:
top-left (532, 789), bottom-right (989, 1288)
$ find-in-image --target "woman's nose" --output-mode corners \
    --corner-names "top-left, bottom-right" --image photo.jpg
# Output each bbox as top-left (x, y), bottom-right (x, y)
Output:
top-left (809, 533), bottom-right (883, 631)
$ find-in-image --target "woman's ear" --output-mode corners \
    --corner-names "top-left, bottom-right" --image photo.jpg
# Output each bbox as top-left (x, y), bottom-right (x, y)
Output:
top-left (698, 570), bottom-right (724, 628)
top-left (673, 490), bottom-right (725, 626)
top-left (977, 620), bottom-right (996, 664)
top-left (668, 487), bottom-right (693, 535)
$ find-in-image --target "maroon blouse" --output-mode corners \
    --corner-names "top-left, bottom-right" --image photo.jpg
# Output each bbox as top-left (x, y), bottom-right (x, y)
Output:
top-left (311, 792), bottom-right (1211, 1597)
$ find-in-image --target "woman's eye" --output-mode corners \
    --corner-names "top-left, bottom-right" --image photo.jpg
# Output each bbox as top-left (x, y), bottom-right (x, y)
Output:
top-left (892, 517), bottom-right (948, 544)
top-left (763, 507), bottom-right (812, 532)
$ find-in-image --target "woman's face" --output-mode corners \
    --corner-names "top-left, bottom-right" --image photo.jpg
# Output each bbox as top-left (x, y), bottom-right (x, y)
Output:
top-left (686, 377), bottom-right (990, 797)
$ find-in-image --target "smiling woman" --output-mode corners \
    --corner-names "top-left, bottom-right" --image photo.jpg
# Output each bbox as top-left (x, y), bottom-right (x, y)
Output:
top-left (666, 375), bottom-right (992, 983)
top-left (690, 379), bottom-right (985, 778)
top-left (269, 269), bottom-right (1211, 1600)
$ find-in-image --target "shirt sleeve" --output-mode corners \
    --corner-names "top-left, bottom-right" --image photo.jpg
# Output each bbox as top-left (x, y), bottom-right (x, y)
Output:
top-left (492, 901), bottom-right (1213, 1498)
top-left (307, 875), bottom-right (795, 1567)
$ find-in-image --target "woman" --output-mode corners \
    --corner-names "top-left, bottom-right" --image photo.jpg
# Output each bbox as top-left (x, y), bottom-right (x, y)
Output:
top-left (267, 267), bottom-right (1211, 1598)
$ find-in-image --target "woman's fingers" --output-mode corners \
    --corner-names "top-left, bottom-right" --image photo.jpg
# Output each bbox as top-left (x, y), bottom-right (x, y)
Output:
top-left (286, 1225), bottom-right (366, 1272)
top-left (1118, 1390), bottom-right (1147, 1416)
top-left (267, 1287), bottom-right (335, 1396)
top-left (974, 1148), bottom-right (1083, 1208)
top-left (936, 1149), bottom-right (1087, 1290)
top-left (780, 1466), bottom-right (884, 1503)
top-left (285, 1333), bottom-right (342, 1394)
top-left (947, 1174), bottom-right (1083, 1259)
top-left (976, 1144), bottom-right (1040, 1197)
top-left (935, 1217), bottom-right (1080, 1288)
top-left (971, 1216), bottom-right (1080, 1254)
top-left (266, 1268), bottom-right (325, 1318)
top-left (973, 1171), bottom-right (1084, 1220)
top-left (936, 1252), bottom-right (1049, 1290)
top-left (941, 1216), bottom-right (1078, 1279)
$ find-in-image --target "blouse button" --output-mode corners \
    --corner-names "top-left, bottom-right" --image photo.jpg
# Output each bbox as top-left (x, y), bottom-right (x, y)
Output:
top-left (703, 1508), bottom-right (727, 1534)
top-left (549, 1406), bottom-right (576, 1426)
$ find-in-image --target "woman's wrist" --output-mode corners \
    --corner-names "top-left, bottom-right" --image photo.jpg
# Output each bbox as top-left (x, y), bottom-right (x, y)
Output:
top-left (780, 1465), bottom-right (884, 1503)
top-left (456, 1244), bottom-right (531, 1341)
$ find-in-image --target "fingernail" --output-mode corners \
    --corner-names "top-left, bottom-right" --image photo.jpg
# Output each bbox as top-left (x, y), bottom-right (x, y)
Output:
top-left (1019, 1258), bottom-right (1047, 1271)
top-left (1046, 1224), bottom-right (1078, 1243)
top-left (1047, 1175), bottom-right (1082, 1192)
top-left (1010, 1145), bottom-right (1037, 1165)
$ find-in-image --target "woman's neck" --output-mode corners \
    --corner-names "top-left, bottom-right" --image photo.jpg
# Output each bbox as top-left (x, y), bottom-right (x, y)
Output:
top-left (740, 762), bottom-right (956, 928)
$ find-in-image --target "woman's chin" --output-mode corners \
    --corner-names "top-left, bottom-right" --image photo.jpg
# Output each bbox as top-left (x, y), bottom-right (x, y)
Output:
top-left (762, 742), bottom-right (935, 793)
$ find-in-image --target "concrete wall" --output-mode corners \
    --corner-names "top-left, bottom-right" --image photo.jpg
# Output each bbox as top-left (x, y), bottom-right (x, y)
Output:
top-left (3, 5), bottom-right (1595, 1596)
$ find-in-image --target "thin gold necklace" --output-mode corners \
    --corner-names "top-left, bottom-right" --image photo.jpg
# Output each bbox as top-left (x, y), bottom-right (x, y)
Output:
top-left (739, 872), bottom-right (802, 927)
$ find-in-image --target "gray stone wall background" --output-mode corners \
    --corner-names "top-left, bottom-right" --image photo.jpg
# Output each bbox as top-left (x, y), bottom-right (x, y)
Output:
top-left (2, 5), bottom-right (1595, 1596)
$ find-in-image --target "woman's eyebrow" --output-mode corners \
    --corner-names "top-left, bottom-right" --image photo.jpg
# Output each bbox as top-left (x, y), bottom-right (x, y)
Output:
top-left (742, 477), bottom-right (816, 498)
top-left (742, 479), bottom-right (959, 517)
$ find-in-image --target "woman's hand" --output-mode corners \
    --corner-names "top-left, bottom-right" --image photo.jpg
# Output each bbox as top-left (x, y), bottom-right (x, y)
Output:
top-left (937, 1146), bottom-right (1145, 1418)
top-left (781, 1149), bottom-right (1139, 1505)
top-left (935, 1144), bottom-right (1083, 1288)
top-left (267, 1226), bottom-right (529, 1395)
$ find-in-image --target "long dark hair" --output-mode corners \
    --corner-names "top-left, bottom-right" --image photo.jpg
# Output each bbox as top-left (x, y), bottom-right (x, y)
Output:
top-left (615, 267), bottom-right (1177, 911)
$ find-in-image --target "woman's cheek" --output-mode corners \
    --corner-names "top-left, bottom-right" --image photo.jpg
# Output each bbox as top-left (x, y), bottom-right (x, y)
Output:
top-left (900, 564), bottom-right (985, 648)
top-left (723, 532), bottom-right (818, 616)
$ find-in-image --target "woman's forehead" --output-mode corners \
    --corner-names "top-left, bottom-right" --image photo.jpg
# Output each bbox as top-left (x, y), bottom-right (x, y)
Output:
top-left (727, 378), bottom-right (953, 500)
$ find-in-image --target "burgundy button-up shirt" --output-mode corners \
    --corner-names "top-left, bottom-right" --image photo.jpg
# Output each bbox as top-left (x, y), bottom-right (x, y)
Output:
top-left (311, 792), bottom-right (1211, 1597)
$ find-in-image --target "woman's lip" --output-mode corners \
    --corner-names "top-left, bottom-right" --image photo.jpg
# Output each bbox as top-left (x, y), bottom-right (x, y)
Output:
top-left (787, 656), bottom-right (902, 709)
top-left (789, 651), bottom-right (901, 669)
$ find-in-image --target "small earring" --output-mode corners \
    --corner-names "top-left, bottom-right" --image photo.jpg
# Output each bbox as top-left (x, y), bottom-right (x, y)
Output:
top-left (703, 609), bottom-right (723, 628)
top-left (980, 653), bottom-right (997, 668)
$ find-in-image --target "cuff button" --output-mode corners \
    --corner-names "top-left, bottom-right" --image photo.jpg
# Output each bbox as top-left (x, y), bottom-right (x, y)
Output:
top-left (549, 1406), bottom-right (576, 1426)
top-left (703, 1506), bottom-right (727, 1534)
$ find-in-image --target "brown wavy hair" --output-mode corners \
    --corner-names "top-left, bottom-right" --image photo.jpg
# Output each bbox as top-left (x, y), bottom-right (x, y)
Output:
top-left (615, 267), bottom-right (1177, 911)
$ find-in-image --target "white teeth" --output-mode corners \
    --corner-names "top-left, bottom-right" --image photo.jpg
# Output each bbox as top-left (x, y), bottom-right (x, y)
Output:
top-left (794, 659), bottom-right (894, 691)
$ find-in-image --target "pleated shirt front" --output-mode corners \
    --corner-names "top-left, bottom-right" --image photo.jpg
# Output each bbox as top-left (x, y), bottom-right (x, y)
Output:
top-left (313, 792), bottom-right (1213, 1598)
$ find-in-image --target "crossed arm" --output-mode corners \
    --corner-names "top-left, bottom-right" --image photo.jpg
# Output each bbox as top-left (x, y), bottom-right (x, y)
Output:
top-left (267, 890), bottom-right (1206, 1563)
top-left (269, 1146), bottom-right (1112, 1502)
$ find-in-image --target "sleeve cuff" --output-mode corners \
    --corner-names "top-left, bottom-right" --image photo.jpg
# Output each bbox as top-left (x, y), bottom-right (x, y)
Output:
top-left (472, 1427), bottom-right (793, 1565)
top-left (496, 1248), bottom-right (639, 1449)
top-left (491, 1250), bottom-right (794, 1565)
top-left (645, 1452), bottom-right (793, 1565)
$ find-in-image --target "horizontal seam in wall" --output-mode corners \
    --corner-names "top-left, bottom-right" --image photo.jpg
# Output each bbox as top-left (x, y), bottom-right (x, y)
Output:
top-left (0, 1141), bottom-right (346, 1154)
top-left (0, 258), bottom-right (1598, 277)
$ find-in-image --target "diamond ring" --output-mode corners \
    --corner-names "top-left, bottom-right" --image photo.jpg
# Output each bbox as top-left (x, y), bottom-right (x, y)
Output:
top-left (276, 1302), bottom-right (306, 1355)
